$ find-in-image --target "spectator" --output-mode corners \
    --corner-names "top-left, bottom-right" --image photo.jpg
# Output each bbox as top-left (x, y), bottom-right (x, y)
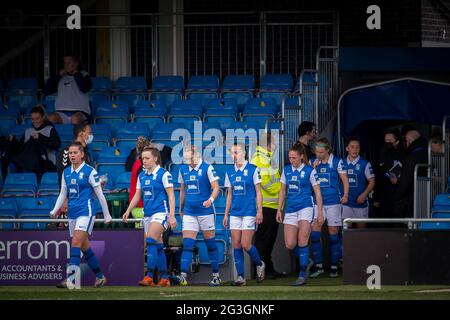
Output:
top-left (430, 135), bottom-right (444, 155)
top-left (126, 138), bottom-right (172, 171)
top-left (392, 129), bottom-right (428, 218)
top-left (297, 121), bottom-right (316, 160)
top-left (250, 132), bottom-right (283, 279)
top-left (43, 53), bottom-right (92, 125)
top-left (373, 128), bottom-right (406, 218)
top-left (129, 137), bottom-right (152, 226)
top-left (9, 105), bottom-right (61, 177)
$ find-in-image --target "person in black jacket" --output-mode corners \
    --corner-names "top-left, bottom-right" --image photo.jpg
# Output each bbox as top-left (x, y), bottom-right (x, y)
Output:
top-left (372, 128), bottom-right (406, 218)
top-left (43, 53), bottom-right (92, 125)
top-left (392, 129), bottom-right (428, 218)
top-left (297, 121), bottom-right (316, 160)
top-left (8, 105), bottom-right (61, 178)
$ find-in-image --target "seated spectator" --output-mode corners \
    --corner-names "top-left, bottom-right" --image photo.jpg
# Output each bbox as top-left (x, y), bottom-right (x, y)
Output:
top-left (43, 53), bottom-right (92, 125)
top-left (430, 135), bottom-right (444, 155)
top-left (8, 105), bottom-right (61, 178)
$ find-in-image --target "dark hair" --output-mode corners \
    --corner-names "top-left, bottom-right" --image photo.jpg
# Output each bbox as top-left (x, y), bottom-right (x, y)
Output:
top-left (298, 121), bottom-right (316, 138)
top-left (73, 122), bottom-right (90, 138)
top-left (63, 53), bottom-right (85, 71)
top-left (401, 124), bottom-right (417, 137)
top-left (69, 141), bottom-right (85, 159)
top-left (384, 128), bottom-right (400, 141)
top-left (141, 146), bottom-right (162, 166)
top-left (30, 105), bottom-right (46, 117)
top-left (314, 137), bottom-right (331, 152)
top-left (346, 136), bottom-right (360, 146)
top-left (289, 143), bottom-right (309, 164)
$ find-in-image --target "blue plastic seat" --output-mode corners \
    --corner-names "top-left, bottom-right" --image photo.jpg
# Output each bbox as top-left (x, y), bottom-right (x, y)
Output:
top-left (96, 146), bottom-right (130, 176)
top-left (115, 171), bottom-right (132, 191)
top-left (1, 173), bottom-right (37, 196)
top-left (113, 77), bottom-right (147, 111)
top-left (7, 124), bottom-right (30, 139)
top-left (38, 172), bottom-right (59, 196)
top-left (115, 123), bottom-right (150, 150)
top-left (6, 78), bottom-right (39, 113)
top-left (186, 75), bottom-right (220, 106)
top-left (221, 75), bottom-right (255, 112)
top-left (0, 198), bottom-right (18, 230)
top-left (205, 98), bottom-right (238, 111)
top-left (17, 196), bottom-right (55, 229)
top-left (0, 101), bottom-right (19, 130)
top-left (168, 108), bottom-right (203, 124)
top-left (260, 74), bottom-right (294, 109)
top-left (150, 76), bottom-right (184, 107)
top-left (54, 124), bottom-right (75, 145)
top-left (94, 100), bottom-right (129, 135)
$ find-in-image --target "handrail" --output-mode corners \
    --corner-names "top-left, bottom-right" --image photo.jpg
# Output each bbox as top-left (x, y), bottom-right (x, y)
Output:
top-left (343, 218), bottom-right (450, 230)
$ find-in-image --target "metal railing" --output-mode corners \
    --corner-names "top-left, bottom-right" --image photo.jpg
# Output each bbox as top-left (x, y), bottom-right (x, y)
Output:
top-left (343, 218), bottom-right (450, 230)
top-left (281, 93), bottom-right (302, 166)
top-left (1, 11), bottom-right (338, 85)
top-left (414, 164), bottom-right (432, 219)
top-left (443, 115), bottom-right (450, 192)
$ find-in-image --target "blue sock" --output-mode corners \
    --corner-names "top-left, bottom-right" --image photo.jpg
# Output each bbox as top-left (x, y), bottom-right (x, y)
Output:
top-left (311, 231), bottom-right (323, 266)
top-left (181, 238), bottom-right (196, 274)
top-left (329, 234), bottom-right (340, 266)
top-left (246, 246), bottom-right (262, 266)
top-left (291, 247), bottom-right (299, 257)
top-left (68, 247), bottom-right (81, 279)
top-left (338, 231), bottom-right (343, 260)
top-left (298, 245), bottom-right (309, 278)
top-left (205, 238), bottom-right (219, 274)
top-left (157, 243), bottom-right (168, 279)
top-left (82, 248), bottom-right (103, 278)
top-left (146, 237), bottom-right (158, 278)
top-left (233, 248), bottom-right (245, 278)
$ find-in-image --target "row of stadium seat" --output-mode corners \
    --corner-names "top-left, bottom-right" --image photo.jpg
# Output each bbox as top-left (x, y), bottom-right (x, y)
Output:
top-left (0, 74), bottom-right (303, 107)
top-left (419, 193), bottom-right (450, 230)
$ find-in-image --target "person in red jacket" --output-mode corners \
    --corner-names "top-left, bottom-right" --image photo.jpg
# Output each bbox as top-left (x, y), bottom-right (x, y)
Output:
top-left (129, 137), bottom-right (152, 227)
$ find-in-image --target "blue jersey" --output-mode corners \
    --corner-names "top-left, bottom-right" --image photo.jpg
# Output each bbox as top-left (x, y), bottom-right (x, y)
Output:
top-left (281, 164), bottom-right (318, 213)
top-left (62, 162), bottom-right (99, 219)
top-left (343, 156), bottom-right (374, 208)
top-left (224, 161), bottom-right (261, 217)
top-left (178, 160), bottom-right (219, 216)
top-left (137, 165), bottom-right (173, 217)
top-left (311, 154), bottom-right (346, 206)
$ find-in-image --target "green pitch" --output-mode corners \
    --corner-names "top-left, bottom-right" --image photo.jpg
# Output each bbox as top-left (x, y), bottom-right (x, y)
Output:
top-left (1, 277), bottom-right (450, 300)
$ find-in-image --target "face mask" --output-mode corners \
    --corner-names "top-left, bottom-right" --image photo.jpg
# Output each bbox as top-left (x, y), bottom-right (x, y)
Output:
top-left (85, 134), bottom-right (94, 145)
top-left (385, 142), bottom-right (394, 150)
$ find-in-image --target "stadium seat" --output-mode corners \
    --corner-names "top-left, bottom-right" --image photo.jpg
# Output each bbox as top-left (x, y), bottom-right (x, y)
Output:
top-left (113, 77), bottom-right (147, 111)
top-left (89, 77), bottom-right (112, 109)
top-left (170, 99), bottom-right (203, 111)
top-left (96, 146), bottom-right (130, 176)
top-left (186, 75), bottom-right (220, 106)
top-left (0, 198), bottom-right (18, 230)
top-left (205, 98), bottom-right (238, 111)
top-left (115, 171), bottom-right (132, 191)
top-left (1, 172), bottom-right (37, 196)
top-left (94, 100), bottom-right (129, 135)
top-left (204, 108), bottom-right (238, 128)
top-left (245, 97), bottom-right (277, 112)
top-left (211, 164), bottom-right (227, 186)
top-left (0, 100), bottom-right (19, 130)
top-left (38, 172), bottom-right (59, 196)
top-left (6, 77), bottom-right (39, 113)
top-left (133, 100), bottom-right (167, 131)
top-left (7, 124), bottom-right (30, 139)
top-left (41, 95), bottom-right (56, 114)
top-left (114, 123), bottom-right (150, 150)
top-left (196, 238), bottom-right (228, 264)
top-left (54, 124), bottom-right (75, 145)
top-left (260, 74), bottom-right (294, 109)
top-left (150, 75), bottom-right (184, 107)
top-left (242, 107), bottom-right (276, 128)
top-left (418, 222), bottom-right (450, 230)
top-left (168, 108), bottom-right (203, 124)
top-left (17, 196), bottom-right (55, 229)
top-left (221, 75), bottom-right (255, 112)
top-left (97, 171), bottom-right (115, 193)
top-left (213, 193), bottom-right (227, 213)
top-left (151, 123), bottom-right (188, 148)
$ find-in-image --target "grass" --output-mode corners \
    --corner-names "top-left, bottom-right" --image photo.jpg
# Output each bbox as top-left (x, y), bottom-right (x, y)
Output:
top-left (1, 277), bottom-right (450, 300)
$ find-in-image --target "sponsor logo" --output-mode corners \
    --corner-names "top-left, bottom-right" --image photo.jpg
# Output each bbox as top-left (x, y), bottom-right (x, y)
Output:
top-left (320, 168), bottom-right (327, 173)
top-left (236, 176), bottom-right (242, 182)
top-left (234, 185), bottom-right (244, 191)
top-left (348, 169), bottom-right (354, 174)
top-left (71, 179), bottom-right (77, 184)
top-left (292, 176), bottom-right (297, 181)
top-left (190, 176), bottom-right (196, 181)
top-left (145, 180), bottom-right (150, 185)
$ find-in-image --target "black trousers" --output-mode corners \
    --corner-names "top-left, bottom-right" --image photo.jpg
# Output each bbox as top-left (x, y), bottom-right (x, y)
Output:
top-left (254, 207), bottom-right (279, 273)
